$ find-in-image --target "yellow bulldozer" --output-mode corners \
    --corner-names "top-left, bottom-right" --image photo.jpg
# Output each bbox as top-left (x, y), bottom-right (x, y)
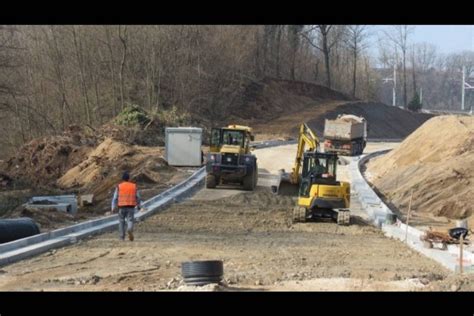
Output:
top-left (272, 123), bottom-right (351, 225)
top-left (205, 125), bottom-right (258, 190)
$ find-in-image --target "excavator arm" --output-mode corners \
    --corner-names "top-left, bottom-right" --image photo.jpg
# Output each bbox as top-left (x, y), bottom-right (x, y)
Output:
top-left (289, 123), bottom-right (320, 184)
top-left (272, 123), bottom-right (321, 196)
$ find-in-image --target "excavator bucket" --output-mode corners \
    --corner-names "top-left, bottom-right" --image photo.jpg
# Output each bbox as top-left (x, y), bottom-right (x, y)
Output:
top-left (271, 169), bottom-right (299, 196)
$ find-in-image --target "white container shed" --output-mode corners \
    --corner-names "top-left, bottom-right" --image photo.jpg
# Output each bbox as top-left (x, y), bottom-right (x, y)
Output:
top-left (165, 127), bottom-right (203, 166)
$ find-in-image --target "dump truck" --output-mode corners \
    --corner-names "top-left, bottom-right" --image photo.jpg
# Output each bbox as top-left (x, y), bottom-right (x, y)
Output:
top-left (323, 114), bottom-right (367, 156)
top-left (272, 123), bottom-right (351, 225)
top-left (205, 125), bottom-right (258, 190)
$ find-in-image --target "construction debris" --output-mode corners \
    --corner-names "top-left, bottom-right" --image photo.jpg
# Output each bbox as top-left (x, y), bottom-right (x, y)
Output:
top-left (420, 229), bottom-right (470, 250)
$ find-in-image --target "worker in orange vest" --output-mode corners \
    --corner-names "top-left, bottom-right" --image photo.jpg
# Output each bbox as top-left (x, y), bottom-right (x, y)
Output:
top-left (111, 171), bottom-right (142, 241)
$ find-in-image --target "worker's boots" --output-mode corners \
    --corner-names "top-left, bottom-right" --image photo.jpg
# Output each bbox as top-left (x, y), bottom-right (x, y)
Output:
top-left (128, 231), bottom-right (134, 242)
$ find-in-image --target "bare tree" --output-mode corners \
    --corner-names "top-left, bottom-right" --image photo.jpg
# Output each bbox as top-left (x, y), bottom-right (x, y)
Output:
top-left (409, 44), bottom-right (417, 99)
top-left (383, 25), bottom-right (414, 107)
top-left (103, 26), bottom-right (118, 116)
top-left (118, 25), bottom-right (128, 111)
top-left (345, 25), bottom-right (370, 98)
top-left (275, 26), bottom-right (283, 78)
top-left (8, 25), bottom-right (467, 158)
top-left (288, 25), bottom-right (304, 80)
top-left (47, 26), bottom-right (73, 130)
top-left (301, 25), bottom-right (345, 89)
top-left (72, 26), bottom-right (92, 125)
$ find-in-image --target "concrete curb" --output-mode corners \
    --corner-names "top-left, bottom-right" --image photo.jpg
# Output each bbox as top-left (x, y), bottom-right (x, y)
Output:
top-left (350, 150), bottom-right (474, 273)
top-left (0, 139), bottom-right (294, 267)
top-left (0, 167), bottom-right (207, 267)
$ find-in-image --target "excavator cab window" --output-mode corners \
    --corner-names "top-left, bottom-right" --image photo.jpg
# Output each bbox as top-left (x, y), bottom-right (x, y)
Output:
top-left (302, 153), bottom-right (337, 186)
top-left (315, 156), bottom-right (336, 179)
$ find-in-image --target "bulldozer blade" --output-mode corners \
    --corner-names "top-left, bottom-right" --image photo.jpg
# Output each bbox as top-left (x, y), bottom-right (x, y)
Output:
top-left (277, 181), bottom-right (299, 196)
top-left (271, 170), bottom-right (299, 196)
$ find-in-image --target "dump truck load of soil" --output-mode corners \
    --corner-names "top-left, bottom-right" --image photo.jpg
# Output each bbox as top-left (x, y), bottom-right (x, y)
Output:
top-left (366, 115), bottom-right (474, 227)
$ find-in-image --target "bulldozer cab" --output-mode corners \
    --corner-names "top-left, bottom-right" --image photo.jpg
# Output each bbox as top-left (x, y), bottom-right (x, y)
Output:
top-left (223, 130), bottom-right (245, 146)
top-left (210, 125), bottom-right (254, 154)
top-left (299, 152), bottom-right (338, 197)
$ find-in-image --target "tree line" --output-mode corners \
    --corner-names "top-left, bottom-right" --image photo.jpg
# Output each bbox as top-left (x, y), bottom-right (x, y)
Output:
top-left (0, 25), bottom-right (472, 157)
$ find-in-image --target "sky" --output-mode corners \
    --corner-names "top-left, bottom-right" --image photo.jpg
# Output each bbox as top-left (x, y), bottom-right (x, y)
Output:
top-left (369, 25), bottom-right (474, 58)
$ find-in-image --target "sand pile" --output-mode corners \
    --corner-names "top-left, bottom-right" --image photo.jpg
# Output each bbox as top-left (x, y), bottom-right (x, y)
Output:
top-left (57, 137), bottom-right (174, 204)
top-left (366, 115), bottom-right (474, 223)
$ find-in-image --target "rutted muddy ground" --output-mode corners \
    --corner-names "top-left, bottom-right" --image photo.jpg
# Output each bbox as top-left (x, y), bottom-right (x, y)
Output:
top-left (1, 142), bottom-right (469, 291)
top-left (0, 187), bottom-right (452, 291)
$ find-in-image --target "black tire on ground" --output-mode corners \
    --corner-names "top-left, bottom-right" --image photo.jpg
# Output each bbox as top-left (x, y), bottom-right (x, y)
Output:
top-left (206, 174), bottom-right (217, 188)
top-left (0, 217), bottom-right (40, 244)
top-left (243, 170), bottom-right (255, 191)
top-left (181, 260), bottom-right (224, 286)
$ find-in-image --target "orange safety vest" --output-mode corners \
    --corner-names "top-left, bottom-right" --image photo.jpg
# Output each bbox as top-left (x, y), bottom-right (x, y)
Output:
top-left (117, 181), bottom-right (138, 207)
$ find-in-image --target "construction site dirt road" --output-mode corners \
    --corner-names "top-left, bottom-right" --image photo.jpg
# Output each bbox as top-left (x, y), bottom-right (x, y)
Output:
top-left (0, 142), bottom-right (459, 291)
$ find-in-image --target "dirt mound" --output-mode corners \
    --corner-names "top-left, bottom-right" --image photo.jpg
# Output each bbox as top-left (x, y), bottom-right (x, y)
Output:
top-left (230, 77), bottom-right (431, 141)
top-left (96, 105), bottom-right (190, 146)
top-left (57, 137), bottom-right (175, 206)
top-left (253, 98), bottom-right (432, 141)
top-left (308, 102), bottom-right (433, 139)
top-left (230, 77), bottom-right (351, 122)
top-left (2, 127), bottom-right (95, 188)
top-left (366, 115), bottom-right (474, 224)
top-left (97, 122), bottom-right (165, 147)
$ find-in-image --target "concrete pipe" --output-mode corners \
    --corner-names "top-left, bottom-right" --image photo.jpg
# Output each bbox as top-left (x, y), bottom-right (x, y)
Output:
top-left (0, 218), bottom-right (40, 244)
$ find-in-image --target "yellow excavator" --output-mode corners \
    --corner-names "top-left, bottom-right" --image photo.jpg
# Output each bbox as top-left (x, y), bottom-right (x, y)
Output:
top-left (272, 123), bottom-right (351, 225)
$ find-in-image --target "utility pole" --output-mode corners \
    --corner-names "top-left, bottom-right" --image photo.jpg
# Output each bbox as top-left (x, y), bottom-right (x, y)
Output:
top-left (383, 64), bottom-right (397, 107)
top-left (420, 87), bottom-right (423, 106)
top-left (462, 65), bottom-right (474, 113)
top-left (393, 65), bottom-right (397, 107)
top-left (462, 66), bottom-right (465, 111)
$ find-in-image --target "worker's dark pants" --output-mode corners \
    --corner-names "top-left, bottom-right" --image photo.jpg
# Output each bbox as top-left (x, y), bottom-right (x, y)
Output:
top-left (118, 207), bottom-right (135, 240)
